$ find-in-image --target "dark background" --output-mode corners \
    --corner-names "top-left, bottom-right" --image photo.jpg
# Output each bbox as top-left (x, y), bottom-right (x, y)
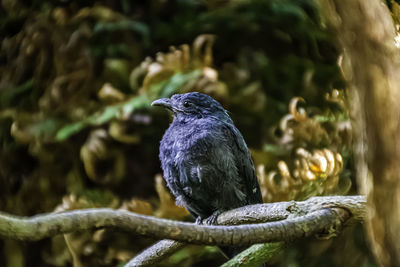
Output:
top-left (0, 0), bottom-right (386, 266)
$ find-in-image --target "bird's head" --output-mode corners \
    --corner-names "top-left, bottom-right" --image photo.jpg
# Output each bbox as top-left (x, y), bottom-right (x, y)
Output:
top-left (152, 92), bottom-right (229, 121)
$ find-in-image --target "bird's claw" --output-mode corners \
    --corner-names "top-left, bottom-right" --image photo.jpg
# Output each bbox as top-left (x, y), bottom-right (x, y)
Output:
top-left (204, 211), bottom-right (222, 225)
top-left (195, 216), bottom-right (204, 225)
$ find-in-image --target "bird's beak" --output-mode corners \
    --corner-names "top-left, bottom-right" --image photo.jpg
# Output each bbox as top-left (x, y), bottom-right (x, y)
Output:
top-left (151, 98), bottom-right (172, 110)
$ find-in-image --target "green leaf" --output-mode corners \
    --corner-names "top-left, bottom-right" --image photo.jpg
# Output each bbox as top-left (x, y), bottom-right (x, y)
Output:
top-left (55, 121), bottom-right (87, 141)
top-left (0, 80), bottom-right (33, 108)
top-left (55, 94), bottom-right (151, 141)
top-left (149, 70), bottom-right (202, 98)
top-left (55, 70), bottom-right (201, 141)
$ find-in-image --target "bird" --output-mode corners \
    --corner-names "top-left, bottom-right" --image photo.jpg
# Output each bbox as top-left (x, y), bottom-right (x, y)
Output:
top-left (152, 92), bottom-right (263, 228)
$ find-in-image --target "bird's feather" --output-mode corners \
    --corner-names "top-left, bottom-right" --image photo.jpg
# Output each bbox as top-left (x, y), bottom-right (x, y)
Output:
top-left (154, 92), bottom-right (263, 261)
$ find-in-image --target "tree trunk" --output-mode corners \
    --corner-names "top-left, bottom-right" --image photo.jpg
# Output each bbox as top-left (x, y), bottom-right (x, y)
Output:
top-left (320, 0), bottom-right (400, 265)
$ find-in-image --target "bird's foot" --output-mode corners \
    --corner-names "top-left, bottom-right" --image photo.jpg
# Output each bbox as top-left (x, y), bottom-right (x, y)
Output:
top-left (204, 210), bottom-right (222, 225)
top-left (195, 216), bottom-right (204, 225)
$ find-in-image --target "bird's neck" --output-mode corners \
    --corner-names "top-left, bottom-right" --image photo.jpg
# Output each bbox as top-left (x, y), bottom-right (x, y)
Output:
top-left (173, 114), bottom-right (203, 124)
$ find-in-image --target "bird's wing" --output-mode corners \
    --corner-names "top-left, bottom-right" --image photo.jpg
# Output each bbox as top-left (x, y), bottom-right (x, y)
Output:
top-left (182, 121), bottom-right (262, 210)
top-left (221, 122), bottom-right (263, 204)
top-left (162, 119), bottom-right (262, 219)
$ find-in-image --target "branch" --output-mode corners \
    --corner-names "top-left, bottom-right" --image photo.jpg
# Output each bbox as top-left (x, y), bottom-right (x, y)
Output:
top-left (126, 195), bottom-right (364, 266)
top-left (124, 239), bottom-right (185, 267)
top-left (216, 195), bottom-right (365, 224)
top-left (221, 242), bottom-right (283, 267)
top-left (0, 207), bottom-right (346, 245)
top-left (0, 196), bottom-right (364, 265)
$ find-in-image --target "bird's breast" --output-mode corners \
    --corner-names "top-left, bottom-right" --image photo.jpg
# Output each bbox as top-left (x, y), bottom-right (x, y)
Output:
top-left (161, 122), bottom-right (213, 165)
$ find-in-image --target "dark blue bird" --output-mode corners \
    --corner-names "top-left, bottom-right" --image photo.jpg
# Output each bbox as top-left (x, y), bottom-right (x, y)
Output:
top-left (152, 92), bottom-right (263, 227)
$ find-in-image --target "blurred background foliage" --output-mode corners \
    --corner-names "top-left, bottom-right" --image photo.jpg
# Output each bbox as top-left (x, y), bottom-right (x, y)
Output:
top-left (2, 0), bottom-right (395, 266)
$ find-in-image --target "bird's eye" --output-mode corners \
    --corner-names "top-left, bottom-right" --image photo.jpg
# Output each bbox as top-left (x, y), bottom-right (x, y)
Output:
top-left (183, 101), bottom-right (191, 108)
